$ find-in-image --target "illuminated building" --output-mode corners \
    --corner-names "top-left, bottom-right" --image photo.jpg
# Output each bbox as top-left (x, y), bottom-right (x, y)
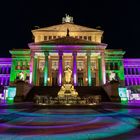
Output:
top-left (9, 15), bottom-right (125, 87)
top-left (0, 15), bottom-right (140, 91)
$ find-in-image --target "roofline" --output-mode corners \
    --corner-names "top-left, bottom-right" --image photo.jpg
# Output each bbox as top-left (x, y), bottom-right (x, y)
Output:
top-left (32, 23), bottom-right (103, 33)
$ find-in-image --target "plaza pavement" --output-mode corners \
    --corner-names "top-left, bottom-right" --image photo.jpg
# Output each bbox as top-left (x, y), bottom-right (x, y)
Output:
top-left (0, 102), bottom-right (140, 140)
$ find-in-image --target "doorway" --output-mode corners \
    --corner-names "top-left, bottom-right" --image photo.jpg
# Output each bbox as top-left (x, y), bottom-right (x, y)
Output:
top-left (52, 71), bottom-right (58, 86)
top-left (77, 72), bottom-right (84, 86)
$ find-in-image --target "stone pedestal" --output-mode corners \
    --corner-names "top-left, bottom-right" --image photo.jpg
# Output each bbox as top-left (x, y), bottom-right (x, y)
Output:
top-left (58, 84), bottom-right (78, 98)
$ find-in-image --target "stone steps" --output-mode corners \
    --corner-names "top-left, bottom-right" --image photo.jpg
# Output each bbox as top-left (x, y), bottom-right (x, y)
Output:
top-left (25, 86), bottom-right (110, 102)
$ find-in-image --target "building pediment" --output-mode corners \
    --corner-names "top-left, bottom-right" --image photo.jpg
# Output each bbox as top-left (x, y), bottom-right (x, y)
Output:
top-left (32, 23), bottom-right (103, 33)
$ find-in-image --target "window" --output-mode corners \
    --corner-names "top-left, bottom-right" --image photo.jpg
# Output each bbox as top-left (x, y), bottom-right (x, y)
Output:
top-left (6, 66), bottom-right (9, 74)
top-left (88, 36), bottom-right (92, 41)
top-left (49, 36), bottom-right (52, 40)
top-left (124, 68), bottom-right (127, 75)
top-left (44, 36), bottom-right (47, 41)
top-left (91, 61), bottom-right (96, 70)
top-left (77, 61), bottom-right (84, 70)
top-left (52, 61), bottom-right (58, 70)
top-left (132, 68), bottom-right (135, 75)
top-left (8, 67), bottom-right (11, 74)
top-left (53, 36), bottom-right (56, 39)
top-left (79, 36), bottom-right (82, 39)
top-left (2, 66), bottom-right (5, 74)
top-left (128, 68), bottom-right (131, 75)
top-left (136, 68), bottom-right (139, 75)
top-left (64, 61), bottom-right (71, 69)
top-left (84, 36), bottom-right (87, 40)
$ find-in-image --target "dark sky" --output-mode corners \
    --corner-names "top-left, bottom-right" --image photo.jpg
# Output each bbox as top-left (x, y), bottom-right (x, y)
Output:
top-left (0, 0), bottom-right (140, 58)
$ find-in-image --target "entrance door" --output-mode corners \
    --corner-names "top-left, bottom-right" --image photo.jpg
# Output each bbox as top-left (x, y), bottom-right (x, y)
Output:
top-left (78, 72), bottom-right (84, 86)
top-left (52, 71), bottom-right (58, 86)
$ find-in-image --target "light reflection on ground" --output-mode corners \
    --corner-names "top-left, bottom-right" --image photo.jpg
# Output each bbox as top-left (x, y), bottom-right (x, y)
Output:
top-left (0, 103), bottom-right (140, 140)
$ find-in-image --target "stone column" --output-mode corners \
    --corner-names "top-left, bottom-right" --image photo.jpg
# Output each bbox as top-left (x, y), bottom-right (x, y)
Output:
top-left (101, 52), bottom-right (106, 84)
top-left (98, 56), bottom-right (102, 85)
top-left (58, 52), bottom-right (63, 86)
top-left (96, 60), bottom-right (99, 86)
top-left (87, 53), bottom-right (91, 86)
top-left (44, 52), bottom-right (49, 86)
top-left (73, 52), bottom-right (77, 86)
top-left (33, 55), bottom-right (37, 85)
top-left (29, 53), bottom-right (34, 84)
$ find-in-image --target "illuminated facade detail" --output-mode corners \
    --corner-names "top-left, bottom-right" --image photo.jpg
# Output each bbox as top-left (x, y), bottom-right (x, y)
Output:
top-left (123, 59), bottom-right (140, 86)
top-left (118, 87), bottom-right (128, 103)
top-left (0, 16), bottom-right (140, 89)
top-left (87, 53), bottom-right (92, 86)
top-left (0, 58), bottom-right (11, 86)
top-left (8, 17), bottom-right (126, 87)
top-left (73, 52), bottom-right (77, 86)
top-left (62, 14), bottom-right (73, 23)
top-left (58, 52), bottom-right (63, 86)
top-left (105, 51), bottom-right (125, 85)
top-left (44, 52), bottom-right (49, 86)
top-left (9, 50), bottom-right (30, 84)
top-left (7, 87), bottom-right (16, 102)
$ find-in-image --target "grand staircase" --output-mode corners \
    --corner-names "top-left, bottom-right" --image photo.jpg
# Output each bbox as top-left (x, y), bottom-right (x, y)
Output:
top-left (25, 86), bottom-right (110, 102)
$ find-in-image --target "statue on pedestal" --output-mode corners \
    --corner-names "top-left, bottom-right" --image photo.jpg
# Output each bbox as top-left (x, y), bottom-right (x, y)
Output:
top-left (64, 67), bottom-right (72, 83)
top-left (58, 67), bottom-right (78, 98)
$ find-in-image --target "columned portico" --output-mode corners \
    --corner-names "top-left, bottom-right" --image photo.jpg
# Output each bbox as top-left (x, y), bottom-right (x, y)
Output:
top-left (8, 15), bottom-right (127, 92)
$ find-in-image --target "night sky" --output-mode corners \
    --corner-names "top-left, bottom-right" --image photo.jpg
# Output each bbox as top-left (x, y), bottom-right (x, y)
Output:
top-left (0, 0), bottom-right (139, 58)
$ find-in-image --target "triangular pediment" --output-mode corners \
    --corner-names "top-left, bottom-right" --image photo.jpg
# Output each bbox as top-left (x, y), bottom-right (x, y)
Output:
top-left (32, 23), bottom-right (103, 33)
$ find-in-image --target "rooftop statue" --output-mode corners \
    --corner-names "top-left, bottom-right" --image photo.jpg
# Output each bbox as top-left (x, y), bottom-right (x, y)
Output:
top-left (62, 14), bottom-right (73, 23)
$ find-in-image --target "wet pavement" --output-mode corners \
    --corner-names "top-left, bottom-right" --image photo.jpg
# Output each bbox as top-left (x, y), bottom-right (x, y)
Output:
top-left (0, 102), bottom-right (140, 140)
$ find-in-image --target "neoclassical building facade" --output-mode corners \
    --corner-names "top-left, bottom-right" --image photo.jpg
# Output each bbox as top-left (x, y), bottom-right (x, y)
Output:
top-left (8, 15), bottom-right (125, 87)
top-left (0, 15), bottom-right (140, 90)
